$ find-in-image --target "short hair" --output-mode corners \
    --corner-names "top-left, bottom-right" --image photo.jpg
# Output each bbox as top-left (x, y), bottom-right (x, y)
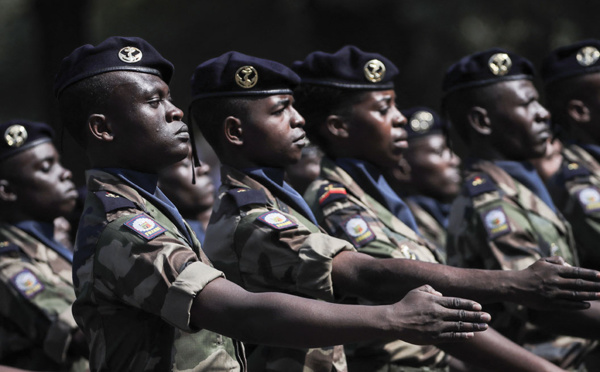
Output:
top-left (293, 83), bottom-right (368, 155)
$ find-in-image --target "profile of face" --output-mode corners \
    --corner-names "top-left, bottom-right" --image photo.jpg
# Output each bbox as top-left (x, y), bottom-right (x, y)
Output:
top-left (345, 90), bottom-right (408, 169)
top-left (1, 142), bottom-right (78, 222)
top-left (285, 145), bottom-right (324, 194)
top-left (572, 73), bottom-right (600, 144)
top-left (485, 80), bottom-right (551, 160)
top-left (529, 137), bottom-right (563, 182)
top-left (403, 134), bottom-right (462, 202)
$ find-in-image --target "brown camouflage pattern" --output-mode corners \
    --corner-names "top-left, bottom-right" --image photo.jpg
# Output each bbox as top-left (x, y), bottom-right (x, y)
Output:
top-left (202, 164), bottom-right (351, 372)
top-left (73, 169), bottom-right (244, 372)
top-left (446, 159), bottom-right (593, 369)
top-left (405, 199), bottom-right (448, 263)
top-left (0, 223), bottom-right (87, 371)
top-left (303, 157), bottom-right (447, 371)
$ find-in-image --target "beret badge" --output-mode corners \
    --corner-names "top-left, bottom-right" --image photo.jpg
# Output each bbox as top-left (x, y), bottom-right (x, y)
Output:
top-left (576, 46), bottom-right (600, 67)
top-left (364, 59), bottom-right (386, 83)
top-left (409, 111), bottom-right (434, 133)
top-left (118, 46), bottom-right (143, 63)
top-left (235, 65), bottom-right (258, 88)
top-left (488, 53), bottom-right (512, 76)
top-left (4, 125), bottom-right (27, 148)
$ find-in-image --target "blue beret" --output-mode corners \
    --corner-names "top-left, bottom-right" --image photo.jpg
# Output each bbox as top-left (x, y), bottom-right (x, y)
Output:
top-left (541, 39), bottom-right (600, 86)
top-left (442, 48), bottom-right (535, 95)
top-left (292, 45), bottom-right (398, 90)
top-left (54, 36), bottom-right (174, 97)
top-left (401, 107), bottom-right (446, 140)
top-left (0, 120), bottom-right (54, 162)
top-left (190, 51), bottom-right (300, 100)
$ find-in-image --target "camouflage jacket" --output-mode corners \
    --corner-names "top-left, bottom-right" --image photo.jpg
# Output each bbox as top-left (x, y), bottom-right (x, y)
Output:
top-left (303, 157), bottom-right (447, 370)
top-left (405, 198), bottom-right (448, 262)
top-left (202, 164), bottom-right (352, 372)
top-left (72, 169), bottom-right (244, 372)
top-left (446, 159), bottom-right (592, 369)
top-left (0, 223), bottom-right (87, 372)
top-left (547, 143), bottom-right (600, 268)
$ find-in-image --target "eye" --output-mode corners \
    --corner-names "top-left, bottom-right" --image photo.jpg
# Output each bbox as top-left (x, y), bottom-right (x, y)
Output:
top-left (40, 160), bottom-right (52, 173)
top-left (148, 98), bottom-right (163, 108)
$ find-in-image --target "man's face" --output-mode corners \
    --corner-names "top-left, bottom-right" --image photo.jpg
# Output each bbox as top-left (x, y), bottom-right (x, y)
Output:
top-left (241, 94), bottom-right (307, 168)
top-left (3, 142), bottom-right (77, 222)
top-left (345, 90), bottom-right (407, 169)
top-left (404, 134), bottom-right (461, 202)
top-left (578, 73), bottom-right (600, 143)
top-left (488, 80), bottom-right (551, 160)
top-left (104, 72), bottom-right (190, 172)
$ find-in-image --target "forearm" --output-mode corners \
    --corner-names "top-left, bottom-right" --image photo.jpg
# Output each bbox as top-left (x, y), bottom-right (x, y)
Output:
top-left (530, 300), bottom-right (600, 339)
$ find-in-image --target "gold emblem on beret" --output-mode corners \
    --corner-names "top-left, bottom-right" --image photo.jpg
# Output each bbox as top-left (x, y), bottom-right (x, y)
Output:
top-left (118, 46), bottom-right (143, 63)
top-left (576, 46), bottom-right (600, 67)
top-left (568, 162), bottom-right (580, 170)
top-left (364, 59), bottom-right (386, 83)
top-left (409, 110), bottom-right (434, 133)
top-left (235, 66), bottom-right (258, 89)
top-left (488, 53), bottom-right (512, 76)
top-left (4, 125), bottom-right (28, 148)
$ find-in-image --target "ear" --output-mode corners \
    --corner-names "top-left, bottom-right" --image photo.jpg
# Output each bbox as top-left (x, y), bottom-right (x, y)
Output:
top-left (567, 99), bottom-right (590, 123)
top-left (467, 106), bottom-right (491, 135)
top-left (88, 114), bottom-right (114, 142)
top-left (325, 114), bottom-right (350, 139)
top-left (224, 116), bottom-right (243, 146)
top-left (0, 179), bottom-right (17, 202)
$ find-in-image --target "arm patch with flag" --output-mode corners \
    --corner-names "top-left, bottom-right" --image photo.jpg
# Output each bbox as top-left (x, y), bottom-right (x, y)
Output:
top-left (318, 183), bottom-right (347, 206)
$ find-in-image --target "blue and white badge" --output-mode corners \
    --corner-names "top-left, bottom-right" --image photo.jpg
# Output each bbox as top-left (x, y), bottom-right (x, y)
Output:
top-left (257, 211), bottom-right (298, 230)
top-left (11, 269), bottom-right (44, 299)
top-left (124, 214), bottom-right (166, 240)
top-left (577, 187), bottom-right (600, 214)
top-left (342, 215), bottom-right (376, 248)
top-left (481, 207), bottom-right (511, 240)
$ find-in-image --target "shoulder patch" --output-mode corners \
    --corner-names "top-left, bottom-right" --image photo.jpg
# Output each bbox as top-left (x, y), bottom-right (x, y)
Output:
top-left (480, 207), bottom-right (512, 240)
top-left (465, 174), bottom-right (497, 197)
top-left (94, 191), bottom-right (136, 212)
top-left (0, 240), bottom-right (19, 255)
top-left (341, 215), bottom-right (376, 248)
top-left (577, 187), bottom-right (600, 214)
top-left (317, 183), bottom-right (348, 206)
top-left (561, 161), bottom-right (590, 180)
top-left (124, 214), bottom-right (166, 240)
top-left (257, 211), bottom-right (298, 230)
top-left (11, 269), bottom-right (44, 299)
top-left (227, 188), bottom-right (268, 208)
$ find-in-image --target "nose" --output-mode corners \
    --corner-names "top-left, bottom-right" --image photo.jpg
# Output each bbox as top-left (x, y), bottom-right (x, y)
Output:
top-left (59, 165), bottom-right (73, 182)
top-left (535, 102), bottom-right (551, 123)
top-left (291, 107), bottom-right (305, 128)
top-left (166, 101), bottom-right (184, 122)
top-left (196, 161), bottom-right (211, 177)
top-left (392, 107), bottom-right (407, 127)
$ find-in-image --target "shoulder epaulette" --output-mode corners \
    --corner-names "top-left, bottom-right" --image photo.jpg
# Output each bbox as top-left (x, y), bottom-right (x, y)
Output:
top-left (561, 161), bottom-right (590, 180)
top-left (0, 240), bottom-right (19, 255)
top-left (94, 191), bottom-right (136, 213)
top-left (317, 182), bottom-right (348, 206)
top-left (465, 173), bottom-right (497, 197)
top-left (226, 188), bottom-right (268, 208)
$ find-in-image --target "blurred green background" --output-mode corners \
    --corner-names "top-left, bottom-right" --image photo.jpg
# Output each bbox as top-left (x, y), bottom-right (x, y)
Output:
top-left (1, 0), bottom-right (599, 184)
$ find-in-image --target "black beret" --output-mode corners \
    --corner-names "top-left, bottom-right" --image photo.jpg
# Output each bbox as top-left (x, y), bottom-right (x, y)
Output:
top-left (541, 39), bottom-right (600, 86)
top-left (54, 36), bottom-right (174, 97)
top-left (442, 48), bottom-right (535, 95)
top-left (0, 120), bottom-right (54, 162)
top-left (190, 51), bottom-right (300, 101)
top-left (292, 45), bottom-right (398, 90)
top-left (401, 107), bottom-right (446, 140)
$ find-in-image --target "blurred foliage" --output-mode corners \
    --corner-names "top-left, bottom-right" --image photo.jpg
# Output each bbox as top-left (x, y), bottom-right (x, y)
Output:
top-left (0, 0), bottom-right (599, 183)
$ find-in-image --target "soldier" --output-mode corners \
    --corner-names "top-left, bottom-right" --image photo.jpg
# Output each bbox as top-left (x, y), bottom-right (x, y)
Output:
top-left (542, 39), bottom-right (600, 269)
top-left (53, 36), bottom-right (492, 372)
top-left (443, 47), bottom-right (600, 370)
top-left (192, 48), bottom-right (600, 372)
top-left (0, 120), bottom-right (88, 371)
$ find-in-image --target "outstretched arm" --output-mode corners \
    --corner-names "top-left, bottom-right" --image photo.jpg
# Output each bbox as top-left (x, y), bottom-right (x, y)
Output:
top-left (529, 299), bottom-right (600, 339)
top-left (331, 251), bottom-right (600, 310)
top-left (190, 278), bottom-right (490, 348)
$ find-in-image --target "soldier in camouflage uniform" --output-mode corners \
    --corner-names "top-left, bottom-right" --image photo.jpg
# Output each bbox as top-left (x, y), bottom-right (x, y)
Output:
top-left (443, 48), bottom-right (600, 370)
top-left (541, 39), bottom-right (600, 270)
top-left (293, 45), bottom-right (600, 372)
top-left (54, 36), bottom-right (491, 372)
top-left (0, 120), bottom-right (88, 371)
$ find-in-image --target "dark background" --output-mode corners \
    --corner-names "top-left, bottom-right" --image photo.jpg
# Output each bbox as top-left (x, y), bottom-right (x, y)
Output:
top-left (1, 0), bottom-right (599, 185)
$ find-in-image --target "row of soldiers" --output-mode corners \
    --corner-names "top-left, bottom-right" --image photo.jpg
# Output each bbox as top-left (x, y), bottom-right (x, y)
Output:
top-left (3, 36), bottom-right (600, 372)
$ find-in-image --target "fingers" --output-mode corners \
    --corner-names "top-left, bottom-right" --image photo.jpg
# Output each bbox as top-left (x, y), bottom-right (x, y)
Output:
top-left (441, 296), bottom-right (484, 312)
top-left (559, 265), bottom-right (600, 281)
top-left (415, 284), bottom-right (443, 297)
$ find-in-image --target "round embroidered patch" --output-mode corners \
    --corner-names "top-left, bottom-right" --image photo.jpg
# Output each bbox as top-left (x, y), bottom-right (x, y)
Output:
top-left (124, 214), bottom-right (167, 240)
top-left (257, 211), bottom-right (298, 230)
top-left (578, 187), bottom-right (600, 214)
top-left (485, 209), bottom-right (506, 229)
top-left (345, 217), bottom-right (369, 237)
top-left (12, 269), bottom-right (44, 298)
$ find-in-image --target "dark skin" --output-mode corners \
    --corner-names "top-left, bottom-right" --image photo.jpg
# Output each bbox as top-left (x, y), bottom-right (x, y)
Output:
top-left (555, 72), bottom-right (600, 144)
top-left (81, 70), bottom-right (491, 349)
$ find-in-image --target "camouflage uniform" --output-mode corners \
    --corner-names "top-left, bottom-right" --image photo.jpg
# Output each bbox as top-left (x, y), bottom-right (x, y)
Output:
top-left (404, 197), bottom-right (448, 262)
top-left (303, 157), bottom-right (448, 372)
top-left (446, 158), bottom-right (594, 369)
top-left (72, 169), bottom-right (245, 372)
top-left (546, 143), bottom-right (600, 269)
top-left (0, 223), bottom-right (87, 372)
top-left (202, 164), bottom-right (352, 372)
